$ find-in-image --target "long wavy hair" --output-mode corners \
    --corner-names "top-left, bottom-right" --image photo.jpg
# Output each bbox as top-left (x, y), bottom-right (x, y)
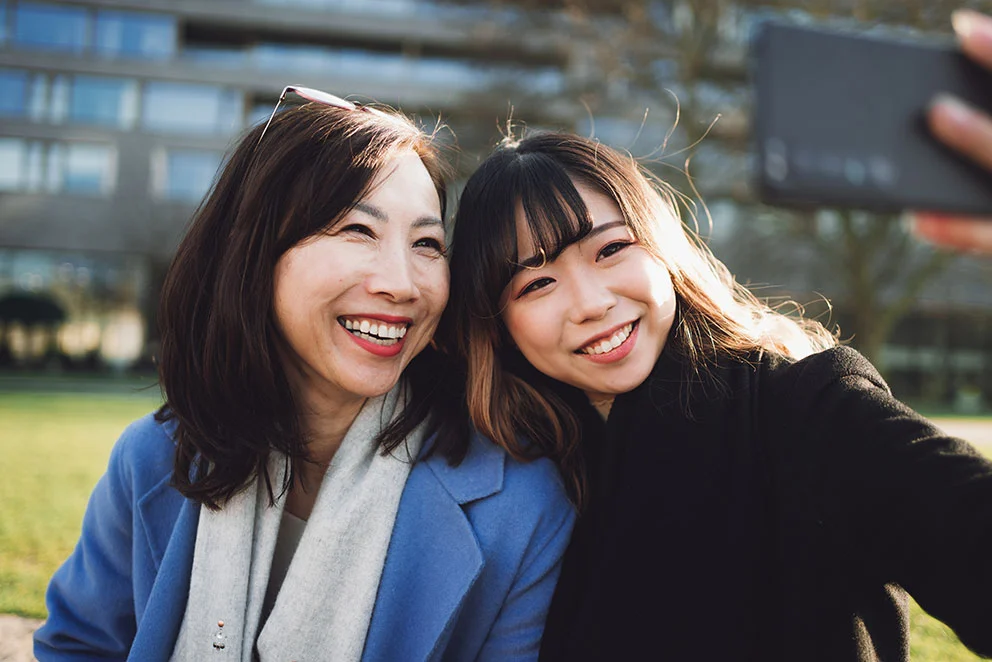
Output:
top-left (156, 101), bottom-right (456, 509)
top-left (441, 131), bottom-right (837, 503)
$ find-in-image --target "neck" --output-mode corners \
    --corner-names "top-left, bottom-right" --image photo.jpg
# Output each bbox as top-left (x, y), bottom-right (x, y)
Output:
top-left (586, 392), bottom-right (615, 421)
top-left (286, 386), bottom-right (368, 520)
top-left (299, 395), bottom-right (367, 466)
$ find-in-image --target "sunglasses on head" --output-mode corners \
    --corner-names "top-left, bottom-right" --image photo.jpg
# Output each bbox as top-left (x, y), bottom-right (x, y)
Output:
top-left (255, 85), bottom-right (386, 148)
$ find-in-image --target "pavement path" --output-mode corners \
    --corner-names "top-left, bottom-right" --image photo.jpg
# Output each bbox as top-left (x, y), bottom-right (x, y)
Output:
top-left (0, 615), bottom-right (40, 662)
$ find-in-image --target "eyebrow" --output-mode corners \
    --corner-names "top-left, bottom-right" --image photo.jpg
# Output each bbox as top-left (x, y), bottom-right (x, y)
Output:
top-left (513, 219), bottom-right (628, 276)
top-left (354, 202), bottom-right (443, 228)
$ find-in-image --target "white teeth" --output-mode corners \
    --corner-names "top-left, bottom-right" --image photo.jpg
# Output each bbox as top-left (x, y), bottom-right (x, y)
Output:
top-left (340, 317), bottom-right (410, 343)
top-left (581, 322), bottom-right (634, 355)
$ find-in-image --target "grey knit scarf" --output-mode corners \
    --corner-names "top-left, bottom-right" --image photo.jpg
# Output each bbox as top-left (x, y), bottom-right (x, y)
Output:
top-left (170, 386), bottom-right (423, 661)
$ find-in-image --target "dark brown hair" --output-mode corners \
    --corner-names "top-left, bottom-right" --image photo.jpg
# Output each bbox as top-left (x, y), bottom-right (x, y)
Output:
top-left (156, 102), bottom-right (455, 509)
top-left (441, 131), bottom-right (836, 503)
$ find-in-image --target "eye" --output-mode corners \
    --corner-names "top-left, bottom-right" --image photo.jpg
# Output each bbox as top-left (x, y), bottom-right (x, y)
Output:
top-left (340, 223), bottom-right (376, 239)
top-left (413, 236), bottom-right (447, 256)
top-left (517, 277), bottom-right (554, 298)
top-left (598, 240), bottom-right (633, 260)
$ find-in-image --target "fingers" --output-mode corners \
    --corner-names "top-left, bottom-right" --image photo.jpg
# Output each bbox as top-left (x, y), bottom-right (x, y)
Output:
top-left (910, 212), bottom-right (992, 254)
top-left (927, 95), bottom-right (992, 172)
top-left (926, 10), bottom-right (992, 173)
top-left (952, 9), bottom-right (992, 71)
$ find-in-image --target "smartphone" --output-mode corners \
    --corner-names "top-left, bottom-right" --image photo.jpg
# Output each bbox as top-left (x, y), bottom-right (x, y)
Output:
top-left (752, 21), bottom-right (992, 215)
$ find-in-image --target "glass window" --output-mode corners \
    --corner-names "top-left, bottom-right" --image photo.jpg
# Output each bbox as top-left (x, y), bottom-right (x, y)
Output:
top-left (0, 1), bottom-right (8, 45)
top-left (49, 75), bottom-right (69, 123)
top-left (69, 76), bottom-right (138, 129)
top-left (95, 11), bottom-right (175, 60)
top-left (0, 69), bottom-right (28, 117)
top-left (23, 141), bottom-right (44, 191)
top-left (48, 142), bottom-right (116, 195)
top-left (13, 2), bottom-right (89, 53)
top-left (142, 82), bottom-right (243, 135)
top-left (0, 138), bottom-right (25, 190)
top-left (27, 72), bottom-right (47, 121)
top-left (183, 45), bottom-right (246, 69)
top-left (151, 148), bottom-right (222, 202)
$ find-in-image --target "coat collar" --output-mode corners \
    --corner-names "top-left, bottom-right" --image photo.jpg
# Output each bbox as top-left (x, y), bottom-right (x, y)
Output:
top-left (420, 429), bottom-right (505, 504)
top-left (131, 426), bottom-right (506, 662)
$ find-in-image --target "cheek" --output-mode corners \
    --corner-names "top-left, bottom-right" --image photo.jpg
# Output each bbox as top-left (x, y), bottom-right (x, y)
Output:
top-left (420, 261), bottom-right (450, 316)
top-left (502, 304), bottom-right (549, 354)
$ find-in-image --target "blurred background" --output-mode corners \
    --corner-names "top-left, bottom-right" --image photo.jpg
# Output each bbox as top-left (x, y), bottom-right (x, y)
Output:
top-left (2, 1), bottom-right (992, 659)
top-left (0, 0), bottom-right (990, 412)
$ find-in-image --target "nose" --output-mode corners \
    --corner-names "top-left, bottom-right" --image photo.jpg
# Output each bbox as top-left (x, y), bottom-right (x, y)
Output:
top-left (567, 273), bottom-right (616, 325)
top-left (365, 244), bottom-right (420, 302)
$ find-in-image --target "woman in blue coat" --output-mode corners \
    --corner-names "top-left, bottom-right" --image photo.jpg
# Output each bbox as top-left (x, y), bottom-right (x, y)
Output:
top-left (34, 87), bottom-right (574, 662)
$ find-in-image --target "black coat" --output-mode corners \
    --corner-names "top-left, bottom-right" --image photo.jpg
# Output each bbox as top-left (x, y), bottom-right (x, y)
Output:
top-left (539, 346), bottom-right (992, 661)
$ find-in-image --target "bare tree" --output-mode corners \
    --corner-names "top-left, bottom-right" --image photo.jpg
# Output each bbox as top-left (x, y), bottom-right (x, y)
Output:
top-left (484, 0), bottom-right (979, 369)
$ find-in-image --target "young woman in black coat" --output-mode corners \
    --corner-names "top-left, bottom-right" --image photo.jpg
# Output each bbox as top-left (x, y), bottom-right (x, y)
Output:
top-left (440, 127), bottom-right (992, 661)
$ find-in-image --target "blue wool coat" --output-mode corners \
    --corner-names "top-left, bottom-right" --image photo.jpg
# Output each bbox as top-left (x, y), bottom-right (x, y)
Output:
top-left (34, 414), bottom-right (575, 661)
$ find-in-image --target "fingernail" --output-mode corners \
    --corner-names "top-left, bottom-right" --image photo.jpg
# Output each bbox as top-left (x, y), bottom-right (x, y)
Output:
top-left (952, 9), bottom-right (992, 41)
top-left (930, 93), bottom-right (976, 127)
top-left (951, 9), bottom-right (975, 40)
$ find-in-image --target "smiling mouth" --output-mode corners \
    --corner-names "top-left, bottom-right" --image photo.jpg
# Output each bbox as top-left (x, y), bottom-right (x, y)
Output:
top-left (577, 321), bottom-right (637, 356)
top-left (338, 317), bottom-right (409, 347)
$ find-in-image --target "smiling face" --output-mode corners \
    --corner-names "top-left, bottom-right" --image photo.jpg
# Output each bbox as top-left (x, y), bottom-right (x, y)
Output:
top-left (272, 149), bottom-right (449, 410)
top-left (501, 179), bottom-right (677, 403)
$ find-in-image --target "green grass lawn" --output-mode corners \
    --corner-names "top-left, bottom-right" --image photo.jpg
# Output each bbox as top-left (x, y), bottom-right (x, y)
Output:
top-left (0, 391), bottom-right (988, 661)
top-left (0, 391), bottom-right (160, 618)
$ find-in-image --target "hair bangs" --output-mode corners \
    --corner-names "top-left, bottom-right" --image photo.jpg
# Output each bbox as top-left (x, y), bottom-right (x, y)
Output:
top-left (513, 153), bottom-right (593, 269)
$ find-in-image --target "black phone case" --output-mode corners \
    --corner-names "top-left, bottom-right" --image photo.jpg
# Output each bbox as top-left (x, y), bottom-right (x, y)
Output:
top-left (753, 21), bottom-right (992, 215)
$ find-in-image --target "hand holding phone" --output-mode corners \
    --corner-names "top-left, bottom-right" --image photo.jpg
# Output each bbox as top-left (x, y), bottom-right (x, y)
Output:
top-left (914, 9), bottom-right (992, 255)
top-left (753, 15), bottom-right (992, 218)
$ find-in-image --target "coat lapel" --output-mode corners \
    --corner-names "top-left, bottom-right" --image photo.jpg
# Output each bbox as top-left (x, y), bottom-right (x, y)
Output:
top-left (362, 432), bottom-right (505, 662)
top-left (130, 489), bottom-right (200, 662)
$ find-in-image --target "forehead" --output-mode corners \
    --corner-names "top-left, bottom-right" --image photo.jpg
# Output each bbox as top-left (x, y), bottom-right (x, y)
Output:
top-left (363, 150), bottom-right (441, 214)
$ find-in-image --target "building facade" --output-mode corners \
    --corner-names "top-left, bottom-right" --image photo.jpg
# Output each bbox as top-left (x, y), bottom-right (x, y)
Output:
top-left (0, 0), bottom-right (579, 368)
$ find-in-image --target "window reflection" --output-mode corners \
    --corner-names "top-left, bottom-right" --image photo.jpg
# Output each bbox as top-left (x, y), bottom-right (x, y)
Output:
top-left (13, 2), bottom-right (89, 53)
top-left (142, 82), bottom-right (243, 135)
top-left (0, 69), bottom-right (28, 117)
top-left (69, 75), bottom-right (138, 129)
top-left (0, 139), bottom-right (25, 191)
top-left (95, 10), bottom-right (176, 60)
top-left (150, 147), bottom-right (222, 202)
top-left (0, 138), bottom-right (116, 196)
top-left (60, 143), bottom-right (117, 194)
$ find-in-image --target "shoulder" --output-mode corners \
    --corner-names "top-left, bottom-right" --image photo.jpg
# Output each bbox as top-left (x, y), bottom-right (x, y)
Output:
top-left (753, 345), bottom-right (889, 401)
top-left (763, 345), bottom-right (884, 383)
top-left (500, 452), bottom-right (572, 513)
top-left (468, 434), bottom-right (575, 551)
top-left (421, 429), bottom-right (574, 528)
top-left (108, 412), bottom-right (177, 496)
